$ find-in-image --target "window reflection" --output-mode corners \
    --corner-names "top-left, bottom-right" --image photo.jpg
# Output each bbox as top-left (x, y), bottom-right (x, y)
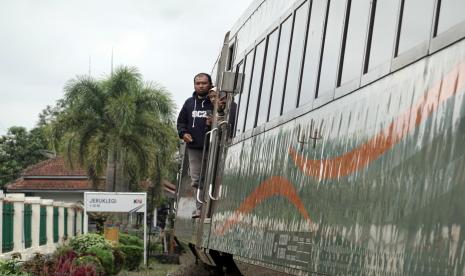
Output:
top-left (397, 0), bottom-right (435, 55)
top-left (317, 0), bottom-right (346, 98)
top-left (235, 53), bottom-right (254, 136)
top-left (366, 0), bottom-right (400, 72)
top-left (299, 0), bottom-right (327, 106)
top-left (256, 30), bottom-right (279, 125)
top-left (339, 0), bottom-right (370, 86)
top-left (245, 41), bottom-right (266, 131)
top-left (283, 1), bottom-right (310, 114)
top-left (437, 0), bottom-right (465, 35)
top-left (269, 16), bottom-right (293, 120)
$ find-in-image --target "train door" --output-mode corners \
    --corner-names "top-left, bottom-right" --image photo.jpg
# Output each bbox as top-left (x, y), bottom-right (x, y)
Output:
top-left (194, 32), bottom-right (237, 250)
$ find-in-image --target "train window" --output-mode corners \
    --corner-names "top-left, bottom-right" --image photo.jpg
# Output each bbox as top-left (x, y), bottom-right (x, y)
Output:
top-left (244, 40), bottom-right (266, 131)
top-left (316, 0), bottom-right (346, 98)
top-left (299, 0), bottom-right (327, 107)
top-left (282, 1), bottom-right (310, 114)
top-left (227, 43), bottom-right (235, 71)
top-left (338, 0), bottom-right (370, 86)
top-left (365, 0), bottom-right (400, 72)
top-left (233, 62), bottom-right (244, 137)
top-left (396, 0), bottom-right (435, 55)
top-left (436, 0), bottom-right (465, 35)
top-left (256, 29), bottom-right (279, 125)
top-left (235, 52), bottom-right (254, 136)
top-left (268, 16), bottom-right (293, 120)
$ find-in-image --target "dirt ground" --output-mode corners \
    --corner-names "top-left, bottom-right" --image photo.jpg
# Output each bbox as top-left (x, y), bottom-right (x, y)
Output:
top-left (118, 252), bottom-right (212, 276)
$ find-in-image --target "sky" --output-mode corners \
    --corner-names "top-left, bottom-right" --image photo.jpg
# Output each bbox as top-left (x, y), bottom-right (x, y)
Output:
top-left (0, 0), bottom-right (252, 135)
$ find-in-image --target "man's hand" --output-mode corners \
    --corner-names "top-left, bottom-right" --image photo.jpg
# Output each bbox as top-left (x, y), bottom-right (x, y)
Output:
top-left (182, 133), bottom-right (193, 143)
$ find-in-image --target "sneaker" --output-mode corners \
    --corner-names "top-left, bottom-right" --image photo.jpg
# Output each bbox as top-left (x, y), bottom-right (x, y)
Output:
top-left (192, 209), bottom-right (201, 219)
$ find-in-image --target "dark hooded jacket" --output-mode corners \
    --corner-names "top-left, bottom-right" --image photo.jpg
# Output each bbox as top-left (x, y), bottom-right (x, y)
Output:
top-left (177, 92), bottom-right (213, 149)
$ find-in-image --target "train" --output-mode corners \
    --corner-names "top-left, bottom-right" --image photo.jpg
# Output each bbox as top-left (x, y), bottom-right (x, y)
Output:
top-left (174, 0), bottom-right (465, 275)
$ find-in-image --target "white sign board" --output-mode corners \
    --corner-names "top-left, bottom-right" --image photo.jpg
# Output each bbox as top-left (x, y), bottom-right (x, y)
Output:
top-left (83, 192), bottom-right (147, 265)
top-left (85, 192), bottom-right (146, 213)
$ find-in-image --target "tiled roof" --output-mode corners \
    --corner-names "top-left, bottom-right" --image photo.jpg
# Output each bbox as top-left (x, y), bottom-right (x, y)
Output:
top-left (22, 156), bottom-right (87, 176)
top-left (6, 157), bottom-right (104, 191)
top-left (7, 179), bottom-right (104, 191)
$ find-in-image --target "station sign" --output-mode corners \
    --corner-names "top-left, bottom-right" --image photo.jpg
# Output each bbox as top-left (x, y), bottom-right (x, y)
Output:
top-left (84, 192), bottom-right (146, 213)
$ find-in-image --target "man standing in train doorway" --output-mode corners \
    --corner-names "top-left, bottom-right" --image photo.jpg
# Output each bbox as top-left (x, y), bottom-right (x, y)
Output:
top-left (176, 73), bottom-right (213, 219)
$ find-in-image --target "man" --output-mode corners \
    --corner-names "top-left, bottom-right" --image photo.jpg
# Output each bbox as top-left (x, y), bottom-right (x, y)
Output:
top-left (177, 73), bottom-right (213, 218)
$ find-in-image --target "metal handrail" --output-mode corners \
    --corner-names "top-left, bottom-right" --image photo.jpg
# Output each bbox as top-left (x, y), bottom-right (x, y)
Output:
top-left (196, 188), bottom-right (205, 204)
top-left (208, 184), bottom-right (222, 201)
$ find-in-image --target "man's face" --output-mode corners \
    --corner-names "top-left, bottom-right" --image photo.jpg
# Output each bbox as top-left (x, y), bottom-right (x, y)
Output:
top-left (194, 75), bottom-right (211, 96)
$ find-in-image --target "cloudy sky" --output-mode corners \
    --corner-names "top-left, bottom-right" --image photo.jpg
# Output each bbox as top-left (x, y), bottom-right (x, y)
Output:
top-left (0, 0), bottom-right (252, 135)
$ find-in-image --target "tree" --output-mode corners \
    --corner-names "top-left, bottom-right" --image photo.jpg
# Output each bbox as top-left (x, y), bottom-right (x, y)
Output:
top-left (52, 66), bottom-right (177, 192)
top-left (0, 126), bottom-right (50, 188)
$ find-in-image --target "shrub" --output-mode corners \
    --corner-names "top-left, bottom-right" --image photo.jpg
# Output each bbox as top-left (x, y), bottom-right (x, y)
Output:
top-left (120, 245), bottom-right (143, 271)
top-left (86, 246), bottom-right (114, 275)
top-left (72, 255), bottom-right (104, 275)
top-left (53, 245), bottom-right (75, 258)
top-left (54, 249), bottom-right (78, 275)
top-left (0, 258), bottom-right (27, 276)
top-left (69, 233), bottom-right (110, 253)
top-left (70, 264), bottom-right (99, 276)
top-left (119, 233), bottom-right (143, 247)
top-left (148, 240), bottom-right (163, 254)
top-left (111, 247), bottom-right (126, 275)
top-left (21, 252), bottom-right (55, 276)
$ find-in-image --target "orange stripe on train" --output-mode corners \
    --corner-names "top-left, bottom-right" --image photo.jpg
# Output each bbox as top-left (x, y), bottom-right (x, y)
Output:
top-left (214, 176), bottom-right (311, 235)
top-left (289, 60), bottom-right (465, 180)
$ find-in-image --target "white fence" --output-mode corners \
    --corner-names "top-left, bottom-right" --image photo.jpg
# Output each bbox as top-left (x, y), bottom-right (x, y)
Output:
top-left (0, 192), bottom-right (84, 260)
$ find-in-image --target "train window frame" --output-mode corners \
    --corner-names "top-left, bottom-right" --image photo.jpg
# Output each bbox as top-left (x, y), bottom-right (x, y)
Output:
top-left (334, 0), bottom-right (371, 99)
top-left (226, 38), bottom-right (236, 72)
top-left (232, 61), bottom-right (245, 138)
top-left (391, 0), bottom-right (436, 71)
top-left (313, 0), bottom-right (347, 109)
top-left (361, 0), bottom-right (401, 87)
top-left (282, 0), bottom-right (311, 115)
top-left (244, 39), bottom-right (267, 131)
top-left (267, 14), bottom-right (294, 121)
top-left (236, 50), bottom-right (256, 135)
top-left (256, 27), bottom-right (280, 127)
top-left (430, 1), bottom-right (465, 53)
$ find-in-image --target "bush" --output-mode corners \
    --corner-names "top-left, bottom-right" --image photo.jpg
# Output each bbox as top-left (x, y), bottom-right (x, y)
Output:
top-left (70, 264), bottom-right (99, 276)
top-left (120, 245), bottom-right (143, 271)
top-left (119, 233), bottom-right (143, 247)
top-left (0, 258), bottom-right (27, 276)
top-left (53, 245), bottom-right (75, 258)
top-left (54, 249), bottom-right (78, 275)
top-left (21, 252), bottom-right (55, 276)
top-left (72, 255), bottom-right (104, 275)
top-left (86, 246), bottom-right (114, 275)
top-left (111, 247), bottom-right (126, 275)
top-left (69, 233), bottom-right (110, 253)
top-left (148, 240), bottom-right (163, 254)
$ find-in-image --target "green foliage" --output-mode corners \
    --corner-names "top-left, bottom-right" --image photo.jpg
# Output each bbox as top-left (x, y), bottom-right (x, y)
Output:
top-left (111, 247), bottom-right (126, 275)
top-left (72, 255), bottom-right (104, 275)
top-left (21, 252), bottom-right (56, 276)
top-left (119, 233), bottom-right (143, 247)
top-left (0, 258), bottom-right (28, 275)
top-left (86, 246), bottom-right (114, 275)
top-left (51, 66), bottom-right (178, 192)
top-left (0, 126), bottom-right (50, 188)
top-left (120, 245), bottom-right (143, 271)
top-left (149, 240), bottom-right (163, 254)
top-left (69, 233), bottom-right (110, 254)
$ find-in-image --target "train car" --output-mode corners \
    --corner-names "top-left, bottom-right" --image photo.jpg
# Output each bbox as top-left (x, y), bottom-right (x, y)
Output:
top-left (175, 0), bottom-right (465, 275)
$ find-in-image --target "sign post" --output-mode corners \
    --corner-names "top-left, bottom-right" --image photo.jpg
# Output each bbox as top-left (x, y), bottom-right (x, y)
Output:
top-left (83, 192), bottom-right (148, 265)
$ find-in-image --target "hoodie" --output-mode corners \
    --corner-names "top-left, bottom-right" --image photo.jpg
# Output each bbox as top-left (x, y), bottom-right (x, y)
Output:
top-left (177, 92), bottom-right (213, 149)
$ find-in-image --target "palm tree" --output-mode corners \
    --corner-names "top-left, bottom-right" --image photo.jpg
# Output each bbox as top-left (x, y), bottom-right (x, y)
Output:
top-left (52, 66), bottom-right (177, 192)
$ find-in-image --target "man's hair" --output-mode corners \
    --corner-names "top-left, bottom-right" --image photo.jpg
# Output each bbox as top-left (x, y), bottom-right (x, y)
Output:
top-left (194, 73), bottom-right (212, 85)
